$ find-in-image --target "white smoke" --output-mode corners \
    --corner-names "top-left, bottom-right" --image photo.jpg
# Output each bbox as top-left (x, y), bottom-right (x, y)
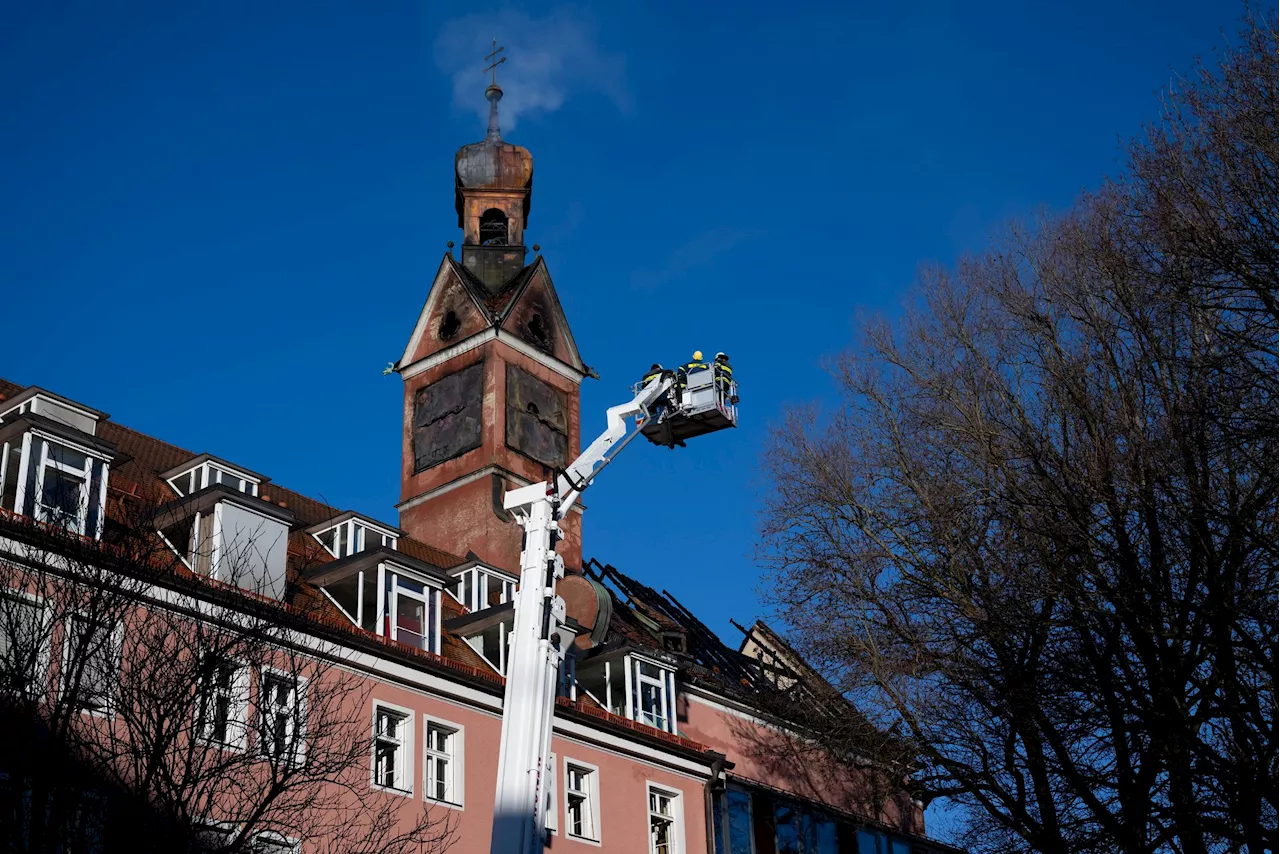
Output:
top-left (434, 5), bottom-right (630, 132)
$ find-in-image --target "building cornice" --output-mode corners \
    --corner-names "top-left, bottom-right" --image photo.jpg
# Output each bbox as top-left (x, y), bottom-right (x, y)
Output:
top-left (397, 464), bottom-right (585, 516)
top-left (397, 328), bottom-right (586, 384)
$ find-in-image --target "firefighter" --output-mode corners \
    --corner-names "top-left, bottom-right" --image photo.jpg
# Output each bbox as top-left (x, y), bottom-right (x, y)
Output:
top-left (713, 352), bottom-right (737, 403)
top-left (681, 350), bottom-right (709, 378)
top-left (641, 362), bottom-right (673, 417)
top-left (675, 350), bottom-right (703, 403)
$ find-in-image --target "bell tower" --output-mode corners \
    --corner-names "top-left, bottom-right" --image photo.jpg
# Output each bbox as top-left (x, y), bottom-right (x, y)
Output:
top-left (394, 46), bottom-right (587, 573)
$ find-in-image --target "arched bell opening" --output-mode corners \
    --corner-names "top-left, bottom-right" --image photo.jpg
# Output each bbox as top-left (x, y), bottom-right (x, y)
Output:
top-left (479, 209), bottom-right (509, 246)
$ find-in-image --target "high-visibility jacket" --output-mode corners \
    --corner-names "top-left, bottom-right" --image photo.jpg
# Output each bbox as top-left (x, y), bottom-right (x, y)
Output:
top-left (713, 361), bottom-right (733, 387)
top-left (642, 367), bottom-right (664, 385)
top-left (682, 359), bottom-right (709, 376)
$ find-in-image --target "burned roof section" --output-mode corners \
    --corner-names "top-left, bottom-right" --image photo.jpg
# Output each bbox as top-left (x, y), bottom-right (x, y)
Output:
top-left (584, 558), bottom-right (873, 736)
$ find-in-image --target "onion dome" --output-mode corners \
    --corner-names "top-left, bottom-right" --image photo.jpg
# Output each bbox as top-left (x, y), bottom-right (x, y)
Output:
top-left (454, 83), bottom-right (533, 226)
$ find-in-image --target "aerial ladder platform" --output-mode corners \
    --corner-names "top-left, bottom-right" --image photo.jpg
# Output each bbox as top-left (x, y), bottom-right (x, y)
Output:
top-left (489, 358), bottom-right (737, 854)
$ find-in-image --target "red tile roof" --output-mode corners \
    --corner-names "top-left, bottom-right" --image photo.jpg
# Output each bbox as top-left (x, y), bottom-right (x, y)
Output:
top-left (0, 374), bottom-right (722, 759)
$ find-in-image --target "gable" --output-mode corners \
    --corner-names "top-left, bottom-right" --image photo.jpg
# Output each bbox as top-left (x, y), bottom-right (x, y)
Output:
top-left (498, 260), bottom-right (585, 373)
top-left (399, 255), bottom-right (490, 368)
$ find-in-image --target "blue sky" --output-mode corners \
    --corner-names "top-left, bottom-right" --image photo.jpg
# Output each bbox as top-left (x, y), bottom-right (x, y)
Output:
top-left (0, 0), bottom-right (1241, 650)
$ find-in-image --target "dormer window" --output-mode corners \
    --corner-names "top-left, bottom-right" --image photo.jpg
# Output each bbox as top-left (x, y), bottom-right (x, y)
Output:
top-left (154, 487), bottom-right (294, 600)
top-left (303, 553), bottom-right (445, 655)
top-left (450, 564), bottom-right (516, 612)
top-left (0, 391), bottom-right (113, 539)
top-left (575, 651), bottom-right (678, 734)
top-left (308, 513), bottom-right (400, 559)
top-left (165, 456), bottom-right (262, 498)
top-left (35, 444), bottom-right (95, 532)
top-left (442, 604), bottom-right (513, 675)
top-left (0, 388), bottom-right (105, 437)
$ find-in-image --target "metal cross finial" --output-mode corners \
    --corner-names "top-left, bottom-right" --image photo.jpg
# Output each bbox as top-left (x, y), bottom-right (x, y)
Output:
top-left (483, 38), bottom-right (506, 86)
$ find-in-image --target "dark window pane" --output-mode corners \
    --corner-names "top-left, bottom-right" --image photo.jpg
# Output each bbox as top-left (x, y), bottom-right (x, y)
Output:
top-left (858, 829), bottom-right (884, 854)
top-left (42, 468), bottom-right (84, 521)
top-left (775, 801), bottom-right (801, 854)
top-left (360, 571), bottom-right (378, 632)
top-left (325, 575), bottom-right (360, 623)
top-left (727, 788), bottom-right (753, 854)
top-left (395, 594), bottom-right (426, 650)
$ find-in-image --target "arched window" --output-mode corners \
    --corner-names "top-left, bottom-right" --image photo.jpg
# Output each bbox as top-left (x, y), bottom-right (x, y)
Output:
top-left (479, 209), bottom-right (508, 246)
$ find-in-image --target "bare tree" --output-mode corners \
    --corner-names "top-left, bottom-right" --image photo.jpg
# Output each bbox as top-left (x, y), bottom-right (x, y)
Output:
top-left (0, 490), bottom-right (455, 853)
top-left (758, 11), bottom-right (1276, 854)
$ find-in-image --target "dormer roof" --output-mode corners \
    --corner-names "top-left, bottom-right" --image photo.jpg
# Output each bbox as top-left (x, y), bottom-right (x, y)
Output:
top-left (159, 453), bottom-right (271, 486)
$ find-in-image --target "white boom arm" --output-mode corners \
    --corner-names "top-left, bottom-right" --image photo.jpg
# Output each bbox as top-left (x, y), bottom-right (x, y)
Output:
top-left (489, 375), bottom-right (673, 854)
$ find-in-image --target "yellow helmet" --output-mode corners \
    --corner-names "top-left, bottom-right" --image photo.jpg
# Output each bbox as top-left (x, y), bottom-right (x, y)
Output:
top-left (692, 350), bottom-right (703, 361)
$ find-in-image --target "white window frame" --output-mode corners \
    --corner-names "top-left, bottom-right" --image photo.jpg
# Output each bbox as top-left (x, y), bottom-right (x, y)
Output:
top-left (60, 613), bottom-right (122, 717)
top-left (631, 654), bottom-right (677, 734)
top-left (167, 461), bottom-right (260, 498)
top-left (196, 652), bottom-right (250, 750)
top-left (721, 785), bottom-right (757, 854)
top-left (563, 758), bottom-right (602, 845)
top-left (371, 700), bottom-right (414, 795)
top-left (646, 783), bottom-right (684, 854)
top-left (20, 433), bottom-right (103, 537)
top-left (449, 566), bottom-right (517, 612)
top-left (0, 590), bottom-right (49, 697)
top-left (314, 518), bottom-right (398, 558)
top-left (384, 566), bottom-right (440, 655)
top-left (423, 715), bottom-right (465, 809)
top-left (258, 667), bottom-right (306, 766)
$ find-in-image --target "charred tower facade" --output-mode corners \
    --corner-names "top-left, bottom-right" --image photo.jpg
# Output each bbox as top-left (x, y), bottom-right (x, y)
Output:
top-left (394, 74), bottom-right (587, 573)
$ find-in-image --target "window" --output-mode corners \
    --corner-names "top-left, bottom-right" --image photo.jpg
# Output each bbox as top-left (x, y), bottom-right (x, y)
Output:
top-left (648, 785), bottom-right (682, 854)
top-left (259, 671), bottom-right (304, 764)
top-left (855, 830), bottom-right (912, 854)
top-left (12, 435), bottom-right (108, 537)
top-left (62, 615), bottom-right (120, 714)
top-left (577, 654), bottom-right (678, 732)
top-left (167, 460), bottom-right (259, 498)
top-left (0, 421), bottom-right (110, 539)
top-left (635, 660), bottom-right (671, 731)
top-left (424, 720), bottom-right (461, 805)
top-left (317, 562), bottom-right (442, 653)
top-left (462, 618), bottom-right (512, 675)
top-left (0, 593), bottom-right (46, 695)
top-left (774, 799), bottom-right (838, 854)
top-left (315, 518), bottom-right (397, 559)
top-left (36, 443), bottom-right (91, 531)
top-left (390, 573), bottom-right (435, 652)
top-left (373, 704), bottom-right (412, 793)
top-left (451, 566), bottom-right (516, 612)
top-left (722, 787), bottom-right (755, 854)
top-left (197, 654), bottom-right (248, 748)
top-left (565, 762), bottom-right (600, 842)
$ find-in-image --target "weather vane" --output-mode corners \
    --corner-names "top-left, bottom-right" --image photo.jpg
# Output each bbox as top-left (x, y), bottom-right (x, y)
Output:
top-left (483, 38), bottom-right (506, 86)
